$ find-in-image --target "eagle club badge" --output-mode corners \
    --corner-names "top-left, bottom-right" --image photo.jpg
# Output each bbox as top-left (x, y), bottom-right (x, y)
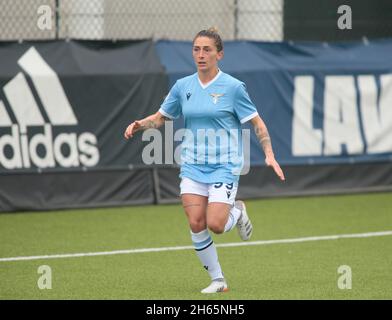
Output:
top-left (210, 93), bottom-right (224, 104)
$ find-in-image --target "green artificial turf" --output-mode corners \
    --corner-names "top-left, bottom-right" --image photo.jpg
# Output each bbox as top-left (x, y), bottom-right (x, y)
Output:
top-left (0, 192), bottom-right (391, 299)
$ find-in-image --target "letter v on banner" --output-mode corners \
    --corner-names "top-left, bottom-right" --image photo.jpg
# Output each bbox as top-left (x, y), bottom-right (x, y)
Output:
top-left (358, 74), bottom-right (392, 153)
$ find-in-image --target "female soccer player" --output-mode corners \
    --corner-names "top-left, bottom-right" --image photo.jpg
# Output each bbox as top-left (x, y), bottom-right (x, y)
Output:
top-left (124, 28), bottom-right (285, 293)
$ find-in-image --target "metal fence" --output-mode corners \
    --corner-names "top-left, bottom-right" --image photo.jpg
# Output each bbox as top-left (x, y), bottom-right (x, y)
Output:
top-left (0, 0), bottom-right (56, 41)
top-left (0, 0), bottom-right (283, 41)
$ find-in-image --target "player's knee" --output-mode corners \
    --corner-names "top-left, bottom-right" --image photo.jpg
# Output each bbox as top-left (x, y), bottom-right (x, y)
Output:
top-left (207, 221), bottom-right (225, 234)
top-left (189, 219), bottom-right (206, 233)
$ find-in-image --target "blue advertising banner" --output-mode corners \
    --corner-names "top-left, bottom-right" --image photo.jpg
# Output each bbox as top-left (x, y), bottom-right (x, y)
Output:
top-left (155, 39), bottom-right (392, 166)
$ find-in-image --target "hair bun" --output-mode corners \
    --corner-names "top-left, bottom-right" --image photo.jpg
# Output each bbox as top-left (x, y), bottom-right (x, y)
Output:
top-left (207, 26), bottom-right (219, 34)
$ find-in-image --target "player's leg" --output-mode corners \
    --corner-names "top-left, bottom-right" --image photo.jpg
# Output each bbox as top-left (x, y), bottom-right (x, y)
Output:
top-left (206, 202), bottom-right (232, 234)
top-left (196, 183), bottom-right (243, 294)
top-left (201, 201), bottom-right (251, 293)
top-left (207, 182), bottom-right (253, 240)
top-left (182, 193), bottom-right (208, 233)
top-left (180, 178), bottom-right (225, 290)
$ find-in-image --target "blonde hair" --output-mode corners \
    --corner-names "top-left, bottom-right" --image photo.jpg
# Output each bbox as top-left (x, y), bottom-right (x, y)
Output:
top-left (193, 27), bottom-right (223, 52)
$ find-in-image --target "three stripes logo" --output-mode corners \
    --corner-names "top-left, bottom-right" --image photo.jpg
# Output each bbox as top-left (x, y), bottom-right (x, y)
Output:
top-left (0, 47), bottom-right (99, 170)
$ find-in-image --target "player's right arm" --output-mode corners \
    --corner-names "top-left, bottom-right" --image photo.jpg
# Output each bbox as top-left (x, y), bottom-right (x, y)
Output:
top-left (124, 111), bottom-right (168, 139)
top-left (125, 81), bottom-right (181, 139)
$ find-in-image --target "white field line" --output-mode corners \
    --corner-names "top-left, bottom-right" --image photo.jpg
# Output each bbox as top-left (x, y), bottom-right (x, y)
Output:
top-left (1, 230), bottom-right (392, 263)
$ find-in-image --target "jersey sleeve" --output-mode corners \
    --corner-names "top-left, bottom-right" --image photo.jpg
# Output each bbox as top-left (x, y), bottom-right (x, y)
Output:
top-left (233, 82), bottom-right (259, 124)
top-left (159, 81), bottom-right (182, 119)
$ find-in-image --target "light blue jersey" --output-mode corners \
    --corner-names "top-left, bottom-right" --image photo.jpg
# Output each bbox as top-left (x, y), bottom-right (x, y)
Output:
top-left (159, 70), bottom-right (259, 184)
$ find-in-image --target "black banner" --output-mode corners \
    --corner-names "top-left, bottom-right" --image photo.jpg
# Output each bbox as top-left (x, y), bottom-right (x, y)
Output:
top-left (0, 40), bottom-right (168, 173)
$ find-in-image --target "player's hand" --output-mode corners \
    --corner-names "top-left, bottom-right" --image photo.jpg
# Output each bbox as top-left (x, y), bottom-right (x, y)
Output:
top-left (265, 156), bottom-right (285, 181)
top-left (124, 120), bottom-right (142, 139)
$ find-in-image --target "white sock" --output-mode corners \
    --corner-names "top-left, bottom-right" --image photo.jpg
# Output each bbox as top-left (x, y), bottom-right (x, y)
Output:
top-left (224, 205), bottom-right (242, 232)
top-left (191, 229), bottom-right (224, 280)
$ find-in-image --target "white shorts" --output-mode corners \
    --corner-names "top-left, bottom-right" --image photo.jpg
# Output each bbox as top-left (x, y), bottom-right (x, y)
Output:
top-left (180, 177), bottom-right (238, 205)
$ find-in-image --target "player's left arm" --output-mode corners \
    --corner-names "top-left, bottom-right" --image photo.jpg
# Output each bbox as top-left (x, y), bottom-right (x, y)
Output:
top-left (251, 115), bottom-right (285, 181)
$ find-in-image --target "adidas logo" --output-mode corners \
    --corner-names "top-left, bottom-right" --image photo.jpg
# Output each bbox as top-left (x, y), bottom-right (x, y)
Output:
top-left (0, 47), bottom-right (100, 170)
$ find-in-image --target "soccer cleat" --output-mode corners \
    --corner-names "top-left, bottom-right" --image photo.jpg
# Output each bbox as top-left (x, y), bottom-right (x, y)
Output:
top-left (201, 279), bottom-right (229, 294)
top-left (235, 200), bottom-right (253, 241)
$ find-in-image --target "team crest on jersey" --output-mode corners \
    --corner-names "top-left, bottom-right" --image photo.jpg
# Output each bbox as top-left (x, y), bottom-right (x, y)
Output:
top-left (210, 93), bottom-right (224, 104)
